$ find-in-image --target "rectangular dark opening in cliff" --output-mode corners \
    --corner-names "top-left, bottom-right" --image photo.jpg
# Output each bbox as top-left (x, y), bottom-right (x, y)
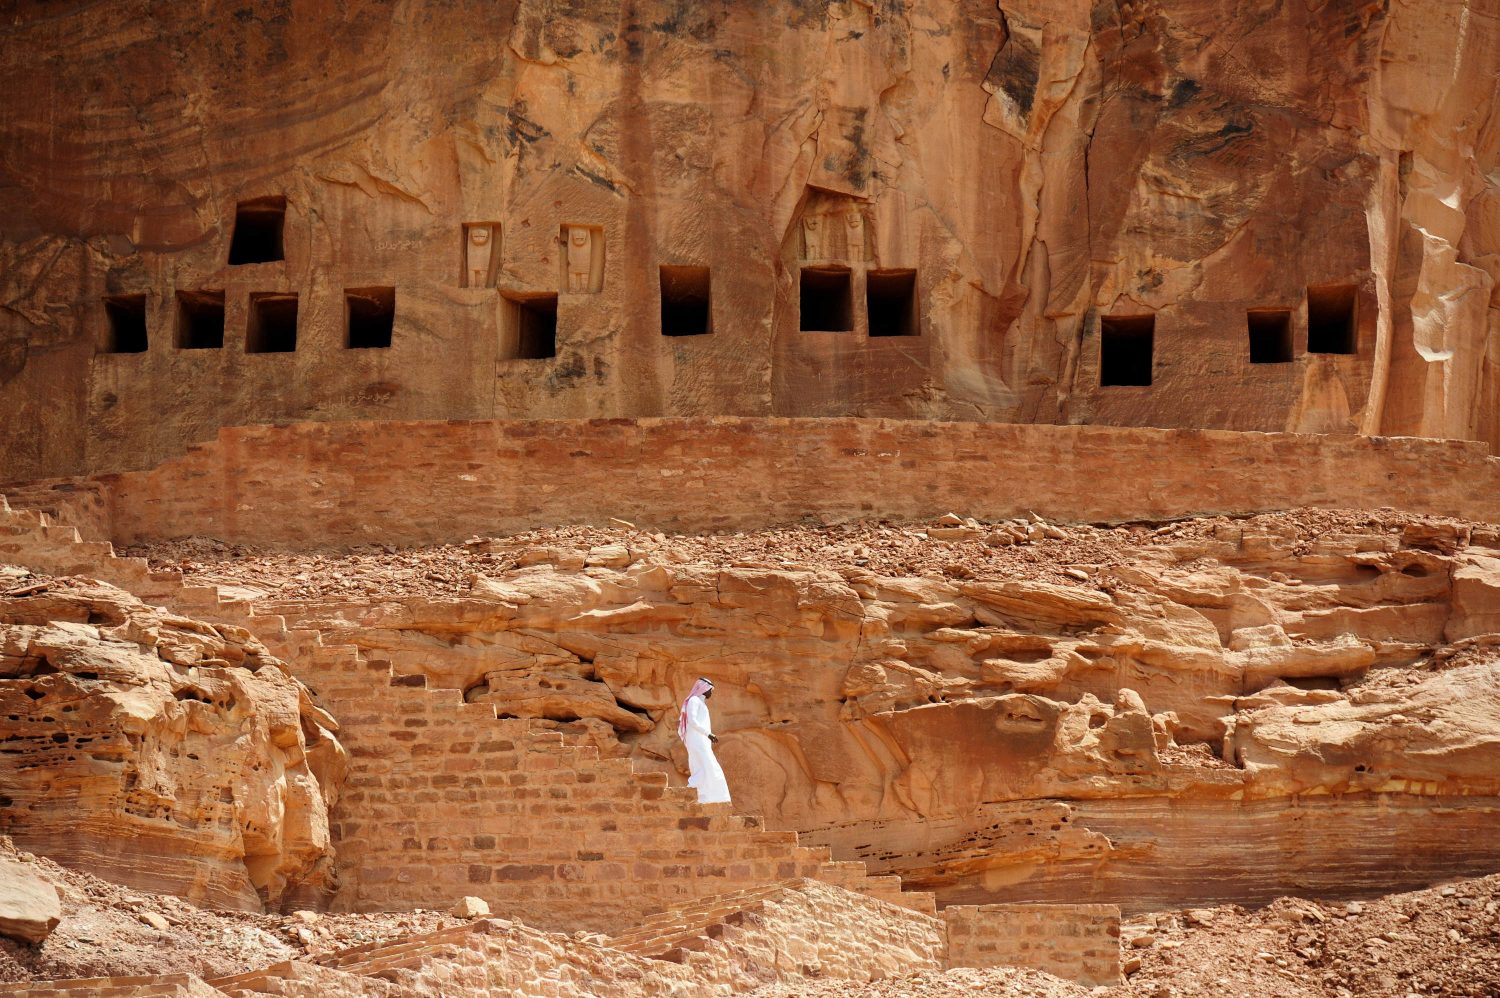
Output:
top-left (1306, 284), bottom-right (1357, 355)
top-left (1247, 308), bottom-right (1292, 364)
top-left (175, 290), bottom-right (224, 350)
top-left (502, 292), bottom-right (557, 360)
top-left (799, 266), bottom-right (853, 332)
top-left (345, 287), bottom-right (395, 348)
top-left (660, 265), bottom-right (711, 337)
top-left (866, 269), bottom-right (918, 337)
top-left (246, 292), bottom-right (298, 353)
top-left (101, 294), bottom-right (148, 354)
top-left (1099, 315), bottom-right (1154, 386)
top-left (227, 196), bottom-right (287, 265)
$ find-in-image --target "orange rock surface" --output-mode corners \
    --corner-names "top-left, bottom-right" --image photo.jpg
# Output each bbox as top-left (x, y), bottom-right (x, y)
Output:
top-left (0, 1), bottom-right (1498, 481)
top-left (0, 0), bottom-right (1499, 990)
top-left (0, 577), bottom-right (345, 912)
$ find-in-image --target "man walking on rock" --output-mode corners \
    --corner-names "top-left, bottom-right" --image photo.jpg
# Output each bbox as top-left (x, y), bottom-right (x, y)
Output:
top-left (678, 677), bottom-right (731, 804)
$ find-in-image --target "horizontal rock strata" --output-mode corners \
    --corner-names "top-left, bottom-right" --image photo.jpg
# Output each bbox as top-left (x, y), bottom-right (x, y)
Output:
top-left (0, 578), bottom-right (345, 911)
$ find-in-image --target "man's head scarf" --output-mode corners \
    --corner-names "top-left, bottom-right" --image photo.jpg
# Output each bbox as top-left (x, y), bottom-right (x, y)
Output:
top-left (678, 678), bottom-right (714, 739)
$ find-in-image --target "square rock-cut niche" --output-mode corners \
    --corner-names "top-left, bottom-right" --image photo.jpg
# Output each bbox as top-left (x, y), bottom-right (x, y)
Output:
top-left (246, 292), bottom-right (298, 354)
top-left (660, 265), bottom-right (711, 337)
top-left (345, 287), bottom-right (395, 349)
top-left (558, 224), bottom-right (605, 293)
top-left (100, 294), bottom-right (148, 354)
top-left (1306, 284), bottom-right (1357, 355)
top-left (462, 223), bottom-right (500, 288)
top-left (866, 269), bottom-right (918, 337)
top-left (227, 196), bottom-right (286, 265)
top-left (176, 290), bottom-right (225, 349)
top-left (501, 292), bottom-right (558, 360)
top-left (1099, 314), bottom-right (1154, 386)
top-left (799, 266), bottom-right (853, 332)
top-left (1247, 308), bottom-right (1292, 364)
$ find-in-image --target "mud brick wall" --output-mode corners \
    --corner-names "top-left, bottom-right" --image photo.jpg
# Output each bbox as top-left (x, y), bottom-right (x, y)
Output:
top-left (303, 648), bottom-right (851, 935)
top-left (44, 417), bottom-right (1499, 548)
top-left (943, 903), bottom-right (1122, 987)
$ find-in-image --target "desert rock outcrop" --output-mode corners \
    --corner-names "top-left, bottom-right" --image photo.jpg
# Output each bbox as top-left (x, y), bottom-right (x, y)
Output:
top-left (209, 509), bottom-right (1500, 911)
top-left (0, 576), bottom-right (346, 912)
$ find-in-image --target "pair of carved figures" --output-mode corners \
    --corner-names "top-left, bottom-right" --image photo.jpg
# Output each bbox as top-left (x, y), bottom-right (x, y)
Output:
top-left (802, 208), bottom-right (867, 262)
top-left (463, 223), bottom-right (603, 292)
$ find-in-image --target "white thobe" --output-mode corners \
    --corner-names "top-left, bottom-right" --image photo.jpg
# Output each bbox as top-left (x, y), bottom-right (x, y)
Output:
top-left (683, 695), bottom-right (731, 804)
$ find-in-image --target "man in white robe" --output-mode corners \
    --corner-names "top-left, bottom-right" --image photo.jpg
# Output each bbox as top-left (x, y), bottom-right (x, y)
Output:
top-left (678, 677), bottom-right (731, 804)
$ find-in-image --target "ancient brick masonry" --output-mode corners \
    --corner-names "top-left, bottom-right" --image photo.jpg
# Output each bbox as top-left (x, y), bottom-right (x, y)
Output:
top-left (0, 489), bottom-right (1134, 991)
top-left (0, 493), bottom-right (924, 932)
top-left (300, 643), bottom-right (923, 933)
top-left (19, 418), bottom-right (1500, 549)
top-left (943, 903), bottom-right (1122, 987)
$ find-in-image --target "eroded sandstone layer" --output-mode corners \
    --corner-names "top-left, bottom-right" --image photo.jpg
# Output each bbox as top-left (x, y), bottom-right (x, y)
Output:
top-left (0, 574), bottom-right (346, 912)
top-left (1, 0), bottom-right (1498, 482)
top-left (154, 507), bottom-right (1500, 914)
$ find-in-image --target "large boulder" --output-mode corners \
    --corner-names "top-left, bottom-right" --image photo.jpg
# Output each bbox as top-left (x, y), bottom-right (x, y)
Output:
top-left (0, 855), bottom-right (61, 943)
top-left (0, 576), bottom-right (347, 912)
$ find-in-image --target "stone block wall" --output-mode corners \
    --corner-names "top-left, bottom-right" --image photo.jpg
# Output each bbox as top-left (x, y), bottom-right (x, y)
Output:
top-left (35, 417), bottom-right (1499, 549)
top-left (607, 879), bottom-right (946, 989)
top-left (943, 903), bottom-right (1122, 987)
top-left (692, 880), bottom-right (945, 985)
top-left (300, 644), bottom-right (908, 934)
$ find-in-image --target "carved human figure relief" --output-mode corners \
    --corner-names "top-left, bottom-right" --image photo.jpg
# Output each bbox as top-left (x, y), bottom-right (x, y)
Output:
top-left (464, 224), bottom-right (497, 288)
top-left (845, 209), bottom-right (866, 262)
top-left (801, 214), bottom-right (824, 260)
top-left (566, 225), bottom-right (594, 292)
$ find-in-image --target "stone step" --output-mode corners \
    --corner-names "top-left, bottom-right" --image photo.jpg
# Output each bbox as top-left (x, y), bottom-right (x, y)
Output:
top-left (333, 934), bottom-right (485, 979)
top-left (40, 523), bottom-right (81, 544)
top-left (313, 920), bottom-right (489, 971)
top-left (606, 881), bottom-right (795, 956)
top-left (0, 975), bottom-right (220, 996)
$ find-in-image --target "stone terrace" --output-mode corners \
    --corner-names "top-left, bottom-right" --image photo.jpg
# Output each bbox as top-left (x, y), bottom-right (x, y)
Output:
top-left (9, 418), bottom-right (1498, 549)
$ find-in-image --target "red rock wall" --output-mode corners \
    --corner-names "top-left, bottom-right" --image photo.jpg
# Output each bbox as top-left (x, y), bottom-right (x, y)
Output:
top-left (0, 0), bottom-right (1496, 482)
top-left (826, 795), bottom-right (1500, 914)
top-left (52, 418), bottom-right (1500, 548)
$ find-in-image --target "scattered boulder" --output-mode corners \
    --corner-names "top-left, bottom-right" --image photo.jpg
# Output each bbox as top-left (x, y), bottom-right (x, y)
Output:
top-left (451, 896), bottom-right (491, 919)
top-left (0, 857), bottom-right (62, 944)
top-left (585, 543), bottom-right (632, 568)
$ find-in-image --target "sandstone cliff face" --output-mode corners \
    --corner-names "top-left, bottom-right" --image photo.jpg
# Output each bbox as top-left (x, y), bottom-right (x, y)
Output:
top-left (0, 0), bottom-right (1496, 480)
top-left (248, 512), bottom-right (1500, 909)
top-left (0, 575), bottom-right (346, 912)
